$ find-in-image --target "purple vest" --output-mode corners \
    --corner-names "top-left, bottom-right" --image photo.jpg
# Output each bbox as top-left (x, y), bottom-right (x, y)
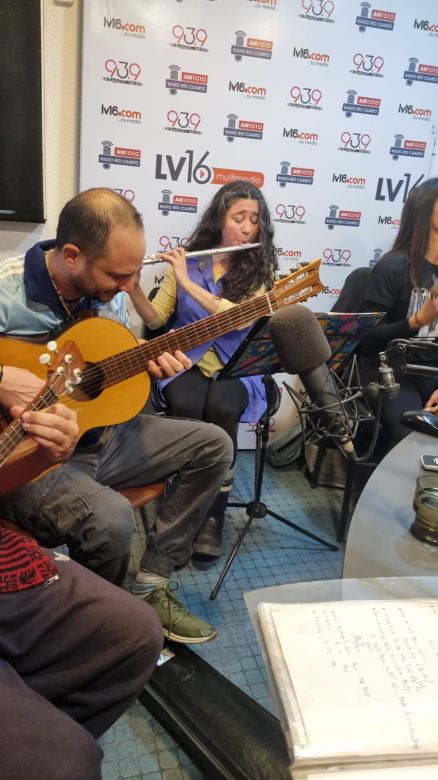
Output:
top-left (157, 257), bottom-right (267, 422)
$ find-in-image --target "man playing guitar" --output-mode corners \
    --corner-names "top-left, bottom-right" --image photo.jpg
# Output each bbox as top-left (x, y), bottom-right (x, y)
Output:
top-left (0, 187), bottom-right (233, 644)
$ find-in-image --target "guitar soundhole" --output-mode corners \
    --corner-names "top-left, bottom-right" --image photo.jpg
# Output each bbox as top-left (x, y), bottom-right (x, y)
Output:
top-left (70, 362), bottom-right (104, 401)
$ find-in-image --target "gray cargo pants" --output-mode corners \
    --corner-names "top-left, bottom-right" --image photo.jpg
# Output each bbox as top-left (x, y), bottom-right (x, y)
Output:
top-left (0, 414), bottom-right (232, 584)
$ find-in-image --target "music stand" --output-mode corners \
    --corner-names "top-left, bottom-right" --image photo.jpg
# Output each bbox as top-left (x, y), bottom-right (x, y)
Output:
top-left (315, 311), bottom-right (385, 373)
top-left (209, 317), bottom-right (338, 601)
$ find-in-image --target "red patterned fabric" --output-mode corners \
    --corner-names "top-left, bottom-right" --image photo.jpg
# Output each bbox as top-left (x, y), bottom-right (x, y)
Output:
top-left (0, 527), bottom-right (58, 593)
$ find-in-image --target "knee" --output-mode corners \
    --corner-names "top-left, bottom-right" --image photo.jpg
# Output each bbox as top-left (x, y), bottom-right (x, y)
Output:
top-left (59, 734), bottom-right (102, 780)
top-left (206, 397), bottom-right (238, 427)
top-left (206, 423), bottom-right (234, 465)
top-left (93, 491), bottom-right (135, 556)
top-left (116, 595), bottom-right (163, 668)
top-left (33, 717), bottom-right (102, 780)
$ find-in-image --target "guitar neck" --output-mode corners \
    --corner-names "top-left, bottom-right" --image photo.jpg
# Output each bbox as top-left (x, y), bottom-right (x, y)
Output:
top-left (145, 292), bottom-right (274, 356)
top-left (101, 291), bottom-right (275, 388)
top-left (0, 388), bottom-right (58, 468)
top-left (93, 259), bottom-right (323, 389)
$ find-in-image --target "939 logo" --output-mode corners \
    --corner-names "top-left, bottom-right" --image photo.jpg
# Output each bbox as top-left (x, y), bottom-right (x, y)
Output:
top-left (322, 248), bottom-right (351, 266)
top-left (164, 110), bottom-right (202, 134)
top-left (299, 0), bottom-right (335, 22)
top-left (170, 24), bottom-right (208, 52)
top-left (338, 131), bottom-right (371, 154)
top-left (350, 53), bottom-right (384, 78)
top-left (274, 204), bottom-right (306, 224)
top-left (287, 86), bottom-right (322, 110)
top-left (103, 59), bottom-right (142, 86)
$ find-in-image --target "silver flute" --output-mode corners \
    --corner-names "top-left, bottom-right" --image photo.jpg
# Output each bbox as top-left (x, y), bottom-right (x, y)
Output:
top-left (142, 242), bottom-right (261, 266)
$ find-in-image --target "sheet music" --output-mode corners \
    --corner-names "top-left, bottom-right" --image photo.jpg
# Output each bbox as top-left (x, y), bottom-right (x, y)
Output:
top-left (298, 765), bottom-right (438, 780)
top-left (258, 599), bottom-right (438, 767)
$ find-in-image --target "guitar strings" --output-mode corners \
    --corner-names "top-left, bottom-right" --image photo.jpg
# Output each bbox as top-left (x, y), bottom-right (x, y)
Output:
top-left (19, 268), bottom-right (320, 405)
top-left (76, 290), bottom-right (278, 391)
top-left (0, 388), bottom-right (58, 448)
top-left (0, 383), bottom-right (63, 466)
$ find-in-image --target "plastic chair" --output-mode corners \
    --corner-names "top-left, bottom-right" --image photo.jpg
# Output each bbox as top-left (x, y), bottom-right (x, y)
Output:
top-left (330, 266), bottom-right (372, 313)
top-left (117, 482), bottom-right (165, 533)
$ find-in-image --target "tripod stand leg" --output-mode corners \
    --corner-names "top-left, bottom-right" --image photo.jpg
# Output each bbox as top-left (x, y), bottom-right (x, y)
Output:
top-left (266, 509), bottom-right (339, 551)
top-left (337, 459), bottom-right (355, 543)
top-left (209, 512), bottom-right (256, 601)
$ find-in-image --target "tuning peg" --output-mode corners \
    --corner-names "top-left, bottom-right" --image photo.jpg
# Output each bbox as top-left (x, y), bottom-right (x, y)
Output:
top-left (39, 353), bottom-right (51, 366)
top-left (64, 354), bottom-right (73, 364)
top-left (47, 340), bottom-right (58, 352)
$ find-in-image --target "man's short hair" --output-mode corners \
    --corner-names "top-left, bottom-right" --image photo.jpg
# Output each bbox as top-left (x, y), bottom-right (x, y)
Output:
top-left (55, 188), bottom-right (144, 259)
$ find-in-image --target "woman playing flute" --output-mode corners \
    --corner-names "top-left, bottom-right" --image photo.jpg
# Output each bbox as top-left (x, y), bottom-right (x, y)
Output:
top-left (130, 181), bottom-right (278, 564)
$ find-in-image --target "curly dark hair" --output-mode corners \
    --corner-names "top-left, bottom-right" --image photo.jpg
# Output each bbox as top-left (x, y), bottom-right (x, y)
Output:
top-left (184, 181), bottom-right (278, 302)
top-left (389, 177), bottom-right (438, 287)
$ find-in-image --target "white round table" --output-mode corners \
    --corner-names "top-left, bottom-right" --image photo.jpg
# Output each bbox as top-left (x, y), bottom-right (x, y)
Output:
top-left (343, 431), bottom-right (438, 578)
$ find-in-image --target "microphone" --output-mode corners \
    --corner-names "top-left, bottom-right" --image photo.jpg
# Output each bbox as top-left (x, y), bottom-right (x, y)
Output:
top-left (268, 305), bottom-right (357, 460)
top-left (378, 352), bottom-right (400, 398)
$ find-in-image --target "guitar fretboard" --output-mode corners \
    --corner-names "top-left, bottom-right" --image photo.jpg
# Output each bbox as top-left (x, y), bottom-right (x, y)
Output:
top-left (0, 388), bottom-right (58, 467)
top-left (96, 264), bottom-right (321, 390)
top-left (103, 292), bottom-right (272, 387)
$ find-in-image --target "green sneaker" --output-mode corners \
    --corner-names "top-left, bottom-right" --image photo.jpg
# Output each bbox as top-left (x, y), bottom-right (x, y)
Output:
top-left (146, 584), bottom-right (217, 644)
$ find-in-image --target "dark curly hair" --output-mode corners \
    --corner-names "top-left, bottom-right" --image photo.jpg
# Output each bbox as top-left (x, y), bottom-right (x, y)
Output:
top-left (184, 181), bottom-right (278, 302)
top-left (389, 177), bottom-right (438, 287)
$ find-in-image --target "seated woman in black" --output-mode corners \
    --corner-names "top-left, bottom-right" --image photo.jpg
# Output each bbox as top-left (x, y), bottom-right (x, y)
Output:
top-left (358, 176), bottom-right (438, 449)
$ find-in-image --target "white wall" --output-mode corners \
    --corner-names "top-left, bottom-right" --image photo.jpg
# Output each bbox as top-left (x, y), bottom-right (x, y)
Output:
top-left (0, 0), bottom-right (81, 262)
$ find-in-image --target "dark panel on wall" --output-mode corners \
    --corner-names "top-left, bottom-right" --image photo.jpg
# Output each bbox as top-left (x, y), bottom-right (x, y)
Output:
top-left (0, 1), bottom-right (44, 223)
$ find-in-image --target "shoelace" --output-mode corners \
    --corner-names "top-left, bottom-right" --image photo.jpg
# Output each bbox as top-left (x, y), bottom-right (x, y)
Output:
top-left (158, 583), bottom-right (189, 631)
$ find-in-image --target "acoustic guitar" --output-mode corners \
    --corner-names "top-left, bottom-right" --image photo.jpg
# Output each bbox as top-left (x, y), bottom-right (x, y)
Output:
top-left (0, 259), bottom-right (323, 467)
top-left (0, 340), bottom-right (85, 493)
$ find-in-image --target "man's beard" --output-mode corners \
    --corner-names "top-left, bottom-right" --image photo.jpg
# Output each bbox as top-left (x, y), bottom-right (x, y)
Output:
top-left (68, 272), bottom-right (114, 302)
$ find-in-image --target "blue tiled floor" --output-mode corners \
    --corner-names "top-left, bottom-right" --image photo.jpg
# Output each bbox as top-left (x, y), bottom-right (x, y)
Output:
top-left (100, 452), bottom-right (345, 779)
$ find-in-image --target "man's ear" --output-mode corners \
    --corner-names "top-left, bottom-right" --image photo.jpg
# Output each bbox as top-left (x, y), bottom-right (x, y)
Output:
top-left (62, 244), bottom-right (81, 268)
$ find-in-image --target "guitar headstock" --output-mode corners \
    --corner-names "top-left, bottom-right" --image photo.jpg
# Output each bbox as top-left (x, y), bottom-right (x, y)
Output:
top-left (41, 340), bottom-right (85, 402)
top-left (270, 259), bottom-right (325, 310)
top-left (0, 341), bottom-right (86, 469)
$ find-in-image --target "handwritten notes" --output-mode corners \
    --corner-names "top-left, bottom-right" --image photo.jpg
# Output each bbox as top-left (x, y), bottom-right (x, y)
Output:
top-left (299, 765), bottom-right (438, 780)
top-left (257, 600), bottom-right (438, 768)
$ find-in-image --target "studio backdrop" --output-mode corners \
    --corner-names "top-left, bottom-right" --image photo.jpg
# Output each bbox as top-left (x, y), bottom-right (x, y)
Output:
top-left (79, 0), bottom-right (438, 438)
top-left (79, 0), bottom-right (438, 309)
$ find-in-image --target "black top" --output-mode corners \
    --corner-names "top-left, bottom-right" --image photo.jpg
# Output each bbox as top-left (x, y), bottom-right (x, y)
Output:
top-left (359, 251), bottom-right (438, 362)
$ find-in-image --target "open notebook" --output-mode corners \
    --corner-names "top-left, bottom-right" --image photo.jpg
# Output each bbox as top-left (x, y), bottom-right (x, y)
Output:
top-left (257, 597), bottom-right (438, 779)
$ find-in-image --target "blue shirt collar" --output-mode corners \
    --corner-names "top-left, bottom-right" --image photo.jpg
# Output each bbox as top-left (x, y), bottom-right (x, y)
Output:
top-left (24, 240), bottom-right (101, 318)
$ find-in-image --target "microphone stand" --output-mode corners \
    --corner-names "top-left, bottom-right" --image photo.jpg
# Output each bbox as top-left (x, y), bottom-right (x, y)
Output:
top-left (280, 308), bottom-right (393, 543)
top-left (209, 317), bottom-right (338, 601)
top-left (283, 360), bottom-right (386, 543)
top-left (380, 337), bottom-right (438, 378)
top-left (282, 353), bottom-right (384, 464)
top-left (379, 337), bottom-right (438, 437)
